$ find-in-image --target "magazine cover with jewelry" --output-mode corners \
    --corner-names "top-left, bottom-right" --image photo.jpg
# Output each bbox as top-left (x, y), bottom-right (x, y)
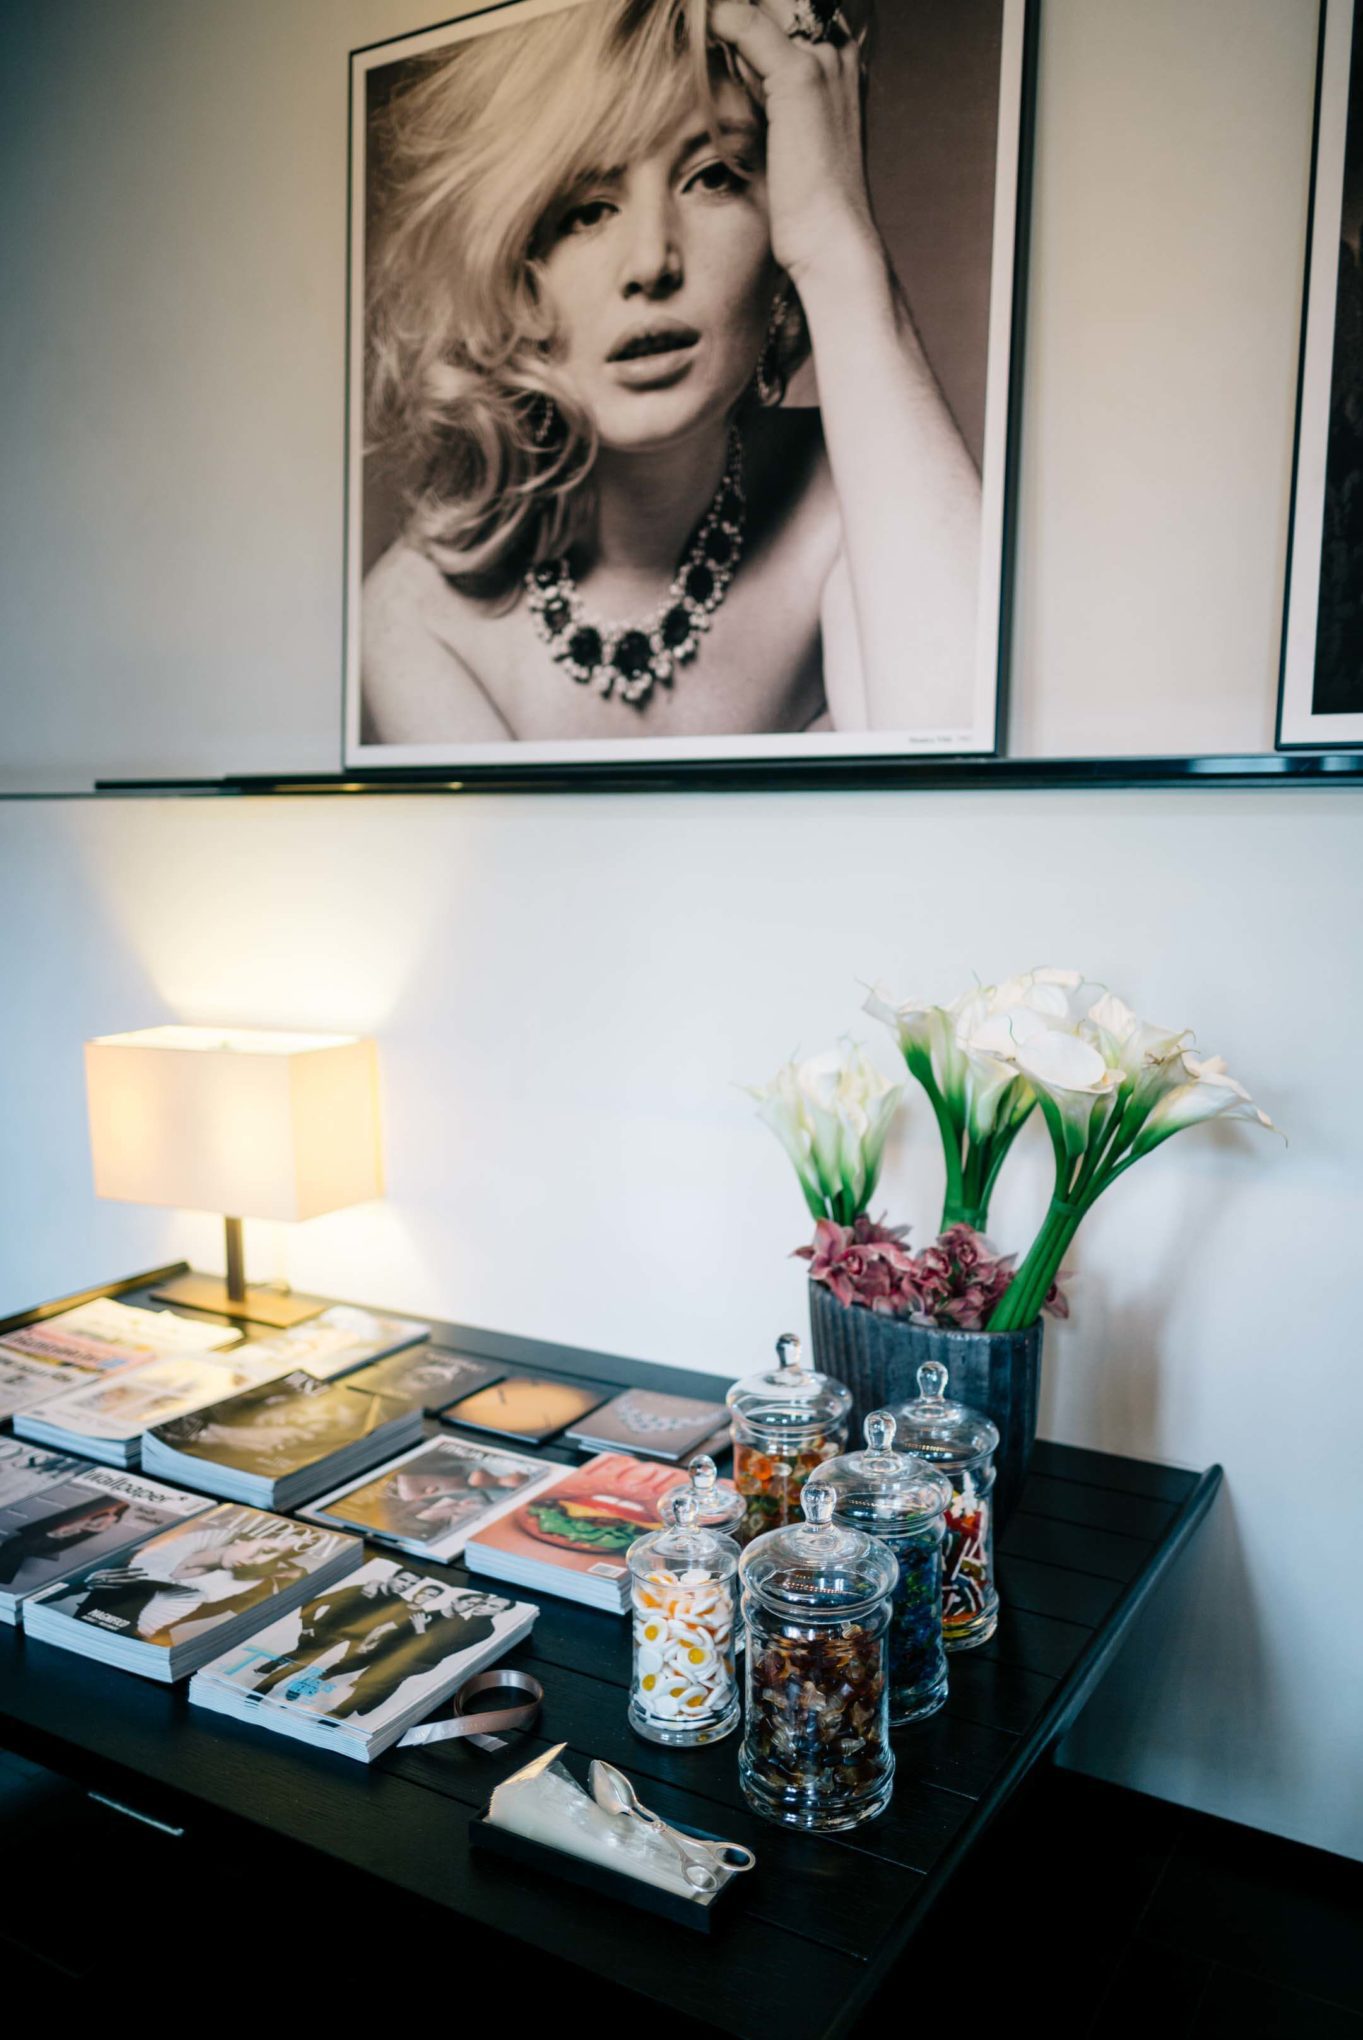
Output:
top-left (345, 0), bottom-right (1029, 768)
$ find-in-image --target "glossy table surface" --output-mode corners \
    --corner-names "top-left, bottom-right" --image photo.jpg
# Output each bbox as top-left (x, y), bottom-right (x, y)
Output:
top-left (0, 1269), bottom-right (1221, 2038)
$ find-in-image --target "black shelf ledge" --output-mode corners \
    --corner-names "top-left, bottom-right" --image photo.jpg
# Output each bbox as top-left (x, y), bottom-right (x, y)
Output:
top-left (84, 750), bottom-right (1363, 797)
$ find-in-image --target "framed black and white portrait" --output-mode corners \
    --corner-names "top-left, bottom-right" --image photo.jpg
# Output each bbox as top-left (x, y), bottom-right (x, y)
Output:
top-left (344, 0), bottom-right (1033, 774)
top-left (1280, 0), bottom-right (1363, 750)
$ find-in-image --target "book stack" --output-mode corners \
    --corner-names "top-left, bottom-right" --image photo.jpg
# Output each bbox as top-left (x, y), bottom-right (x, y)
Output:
top-left (464, 1452), bottom-right (690, 1612)
top-left (15, 1347), bottom-right (289, 1467)
top-left (190, 1554), bottom-right (537, 1761)
top-left (24, 1503), bottom-right (359, 1682)
top-left (305, 1433), bottom-right (564, 1564)
top-left (141, 1370), bottom-right (422, 1509)
top-left (0, 1446), bottom-right (212, 1623)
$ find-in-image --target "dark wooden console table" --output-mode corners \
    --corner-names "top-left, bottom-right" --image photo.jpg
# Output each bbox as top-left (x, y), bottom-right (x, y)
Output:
top-left (0, 1268), bottom-right (1220, 2033)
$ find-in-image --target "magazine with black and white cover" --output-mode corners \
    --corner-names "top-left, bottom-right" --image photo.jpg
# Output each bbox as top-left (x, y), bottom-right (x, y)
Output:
top-left (15, 1347), bottom-right (292, 1467)
top-left (304, 1433), bottom-right (562, 1562)
top-left (0, 1352), bottom-right (93, 1424)
top-left (24, 1504), bottom-right (359, 1681)
top-left (189, 1555), bottom-right (536, 1760)
top-left (0, 1439), bottom-right (90, 1506)
top-left (0, 1462), bottom-right (212, 1622)
top-left (140, 1370), bottom-right (422, 1509)
top-left (231, 1305), bottom-right (431, 1383)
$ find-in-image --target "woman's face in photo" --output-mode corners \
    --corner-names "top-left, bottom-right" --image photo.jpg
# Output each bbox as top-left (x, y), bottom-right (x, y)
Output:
top-left (537, 80), bottom-right (775, 452)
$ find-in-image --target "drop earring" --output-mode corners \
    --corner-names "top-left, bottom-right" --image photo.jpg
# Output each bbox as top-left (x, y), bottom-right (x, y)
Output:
top-left (754, 291), bottom-right (789, 408)
top-left (531, 393), bottom-right (559, 447)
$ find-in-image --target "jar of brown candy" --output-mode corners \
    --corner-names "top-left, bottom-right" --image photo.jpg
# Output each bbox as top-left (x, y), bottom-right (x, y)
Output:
top-left (725, 1333), bottom-right (852, 1547)
top-left (738, 1480), bottom-right (897, 1831)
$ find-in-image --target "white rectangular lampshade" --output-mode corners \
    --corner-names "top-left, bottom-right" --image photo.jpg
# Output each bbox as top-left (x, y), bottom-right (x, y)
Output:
top-left (84, 1026), bottom-right (384, 1223)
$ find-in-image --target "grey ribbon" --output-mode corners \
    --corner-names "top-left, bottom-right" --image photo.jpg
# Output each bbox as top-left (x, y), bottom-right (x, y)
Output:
top-left (397, 1668), bottom-right (544, 1752)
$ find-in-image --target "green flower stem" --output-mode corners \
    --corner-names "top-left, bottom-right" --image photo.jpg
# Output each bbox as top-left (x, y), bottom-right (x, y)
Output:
top-left (988, 1194), bottom-right (1088, 1332)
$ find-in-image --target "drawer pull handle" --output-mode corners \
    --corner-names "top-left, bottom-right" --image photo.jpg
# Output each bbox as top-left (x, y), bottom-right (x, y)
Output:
top-left (88, 1791), bottom-right (184, 1838)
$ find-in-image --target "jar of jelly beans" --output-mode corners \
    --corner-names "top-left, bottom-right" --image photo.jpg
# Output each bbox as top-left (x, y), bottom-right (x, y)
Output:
top-left (814, 1410), bottom-right (952, 1725)
top-left (891, 1360), bottom-right (1000, 1651)
top-left (725, 1333), bottom-right (852, 1547)
top-left (627, 1489), bottom-right (740, 1747)
top-left (738, 1481), bottom-right (897, 1831)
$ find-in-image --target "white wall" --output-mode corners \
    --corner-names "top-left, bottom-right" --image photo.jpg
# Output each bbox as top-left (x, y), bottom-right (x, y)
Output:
top-left (2, 0), bottom-right (1360, 1859)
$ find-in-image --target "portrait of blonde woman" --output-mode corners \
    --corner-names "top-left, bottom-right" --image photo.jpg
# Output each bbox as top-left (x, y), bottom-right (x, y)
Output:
top-left (347, 0), bottom-right (1027, 765)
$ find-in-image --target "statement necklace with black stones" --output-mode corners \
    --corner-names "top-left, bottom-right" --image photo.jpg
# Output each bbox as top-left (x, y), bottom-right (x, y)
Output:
top-left (524, 429), bottom-right (746, 708)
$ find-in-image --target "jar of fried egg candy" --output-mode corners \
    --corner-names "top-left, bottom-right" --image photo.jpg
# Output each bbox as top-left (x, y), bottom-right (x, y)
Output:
top-left (627, 1488), bottom-right (740, 1747)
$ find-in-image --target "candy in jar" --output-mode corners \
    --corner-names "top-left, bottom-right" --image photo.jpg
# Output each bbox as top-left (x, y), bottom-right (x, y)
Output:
top-left (738, 1481), bottom-right (897, 1831)
top-left (813, 1409), bottom-right (952, 1725)
top-left (890, 1360), bottom-right (1000, 1650)
top-left (626, 1489), bottom-right (740, 1747)
top-left (725, 1333), bottom-right (851, 1546)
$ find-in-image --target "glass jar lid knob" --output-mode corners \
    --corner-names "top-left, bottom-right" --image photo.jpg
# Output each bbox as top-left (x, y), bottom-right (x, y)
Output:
top-left (917, 1359), bottom-right (949, 1403)
top-left (863, 1409), bottom-right (897, 1457)
top-left (802, 1480), bottom-right (836, 1529)
top-left (672, 1489), bottom-right (700, 1530)
top-left (690, 1454), bottom-right (719, 1497)
top-left (776, 1332), bottom-right (803, 1372)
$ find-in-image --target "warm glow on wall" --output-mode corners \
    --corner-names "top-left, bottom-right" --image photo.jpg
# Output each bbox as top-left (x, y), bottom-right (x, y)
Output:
top-left (84, 1024), bottom-right (383, 1324)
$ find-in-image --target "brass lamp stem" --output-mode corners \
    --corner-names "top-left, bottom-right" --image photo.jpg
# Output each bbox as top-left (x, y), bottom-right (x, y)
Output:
top-left (224, 1216), bottom-right (246, 1303)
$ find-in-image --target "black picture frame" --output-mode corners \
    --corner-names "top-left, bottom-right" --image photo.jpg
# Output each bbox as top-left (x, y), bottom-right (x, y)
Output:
top-left (1279, 0), bottom-right (1363, 751)
top-left (340, 0), bottom-right (1039, 781)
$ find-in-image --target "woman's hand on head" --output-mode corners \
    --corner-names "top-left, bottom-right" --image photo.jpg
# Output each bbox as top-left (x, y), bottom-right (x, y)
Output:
top-left (709, 0), bottom-right (879, 290)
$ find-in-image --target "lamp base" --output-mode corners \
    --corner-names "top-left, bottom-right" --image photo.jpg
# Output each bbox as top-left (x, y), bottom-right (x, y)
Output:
top-left (151, 1272), bottom-right (328, 1329)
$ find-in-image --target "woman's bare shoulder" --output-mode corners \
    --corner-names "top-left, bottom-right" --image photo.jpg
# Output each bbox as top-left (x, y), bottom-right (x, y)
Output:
top-left (360, 542), bottom-right (510, 743)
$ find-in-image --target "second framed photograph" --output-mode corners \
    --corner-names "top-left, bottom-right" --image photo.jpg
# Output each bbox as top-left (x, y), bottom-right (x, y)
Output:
top-left (345, 0), bottom-right (1034, 774)
top-left (1280, 0), bottom-right (1363, 751)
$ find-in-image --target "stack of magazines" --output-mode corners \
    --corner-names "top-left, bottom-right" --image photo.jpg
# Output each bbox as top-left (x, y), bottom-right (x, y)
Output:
top-left (141, 1370), bottom-right (422, 1509)
top-left (304, 1433), bottom-right (564, 1563)
top-left (225, 1304), bottom-right (431, 1382)
top-left (0, 1298), bottom-right (241, 1375)
top-left (190, 1554), bottom-right (537, 1761)
top-left (15, 1348), bottom-right (289, 1467)
top-left (0, 1444), bottom-right (212, 1623)
top-left (0, 1351), bottom-right (92, 1424)
top-left (24, 1503), bottom-right (359, 1682)
top-left (463, 1451), bottom-right (689, 1612)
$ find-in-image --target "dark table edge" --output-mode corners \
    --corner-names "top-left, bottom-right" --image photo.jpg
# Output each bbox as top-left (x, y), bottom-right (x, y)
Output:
top-left (823, 1459), bottom-right (1224, 2039)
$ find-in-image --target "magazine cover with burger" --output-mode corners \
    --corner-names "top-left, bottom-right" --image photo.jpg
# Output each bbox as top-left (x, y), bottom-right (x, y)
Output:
top-left (463, 1452), bottom-right (689, 1612)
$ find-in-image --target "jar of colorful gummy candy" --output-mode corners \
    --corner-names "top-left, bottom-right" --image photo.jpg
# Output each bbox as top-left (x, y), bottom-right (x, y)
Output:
top-left (890, 1360), bottom-right (1000, 1651)
top-left (725, 1333), bottom-right (852, 1547)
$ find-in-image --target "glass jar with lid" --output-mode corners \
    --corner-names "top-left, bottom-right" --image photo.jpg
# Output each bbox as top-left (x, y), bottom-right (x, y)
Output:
top-left (738, 1481), bottom-right (897, 1830)
top-left (659, 1453), bottom-right (745, 1540)
top-left (627, 1489), bottom-right (740, 1747)
top-left (891, 1360), bottom-right (1000, 1650)
top-left (726, 1333), bottom-right (852, 1547)
top-left (813, 1410), bottom-right (952, 1725)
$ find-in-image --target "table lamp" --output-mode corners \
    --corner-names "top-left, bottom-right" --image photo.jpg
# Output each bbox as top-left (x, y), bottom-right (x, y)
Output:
top-left (84, 1024), bottom-right (383, 1327)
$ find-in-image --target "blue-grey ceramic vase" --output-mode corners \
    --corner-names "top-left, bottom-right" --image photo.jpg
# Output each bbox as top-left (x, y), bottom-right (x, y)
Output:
top-left (807, 1280), bottom-right (1043, 1527)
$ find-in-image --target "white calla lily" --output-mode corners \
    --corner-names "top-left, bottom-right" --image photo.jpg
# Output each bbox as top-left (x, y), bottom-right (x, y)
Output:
top-left (749, 1042), bottom-right (903, 1224)
top-left (1132, 1052), bottom-right (1277, 1155)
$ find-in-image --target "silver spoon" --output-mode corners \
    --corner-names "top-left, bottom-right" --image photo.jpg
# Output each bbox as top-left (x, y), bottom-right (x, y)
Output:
top-left (588, 1760), bottom-right (755, 1891)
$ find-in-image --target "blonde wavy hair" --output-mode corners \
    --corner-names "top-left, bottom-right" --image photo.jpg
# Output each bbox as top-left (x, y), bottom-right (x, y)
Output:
top-left (366, 0), bottom-right (806, 600)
